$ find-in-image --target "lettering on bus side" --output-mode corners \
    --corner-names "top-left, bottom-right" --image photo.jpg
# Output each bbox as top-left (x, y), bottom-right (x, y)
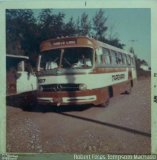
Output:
top-left (154, 73), bottom-right (157, 77)
top-left (154, 96), bottom-right (157, 103)
top-left (112, 74), bottom-right (125, 81)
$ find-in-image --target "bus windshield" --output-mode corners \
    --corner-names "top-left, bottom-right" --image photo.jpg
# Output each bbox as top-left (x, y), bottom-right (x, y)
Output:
top-left (40, 47), bottom-right (93, 70)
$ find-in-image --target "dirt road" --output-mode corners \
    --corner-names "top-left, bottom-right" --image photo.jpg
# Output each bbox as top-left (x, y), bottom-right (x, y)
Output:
top-left (7, 78), bottom-right (151, 154)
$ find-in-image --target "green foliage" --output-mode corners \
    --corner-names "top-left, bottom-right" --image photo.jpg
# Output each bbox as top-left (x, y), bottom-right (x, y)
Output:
top-left (129, 47), bottom-right (135, 54)
top-left (80, 12), bottom-right (91, 36)
top-left (64, 17), bottom-right (77, 36)
top-left (6, 9), bottom-right (37, 55)
top-left (92, 9), bottom-right (108, 40)
top-left (38, 9), bottom-right (65, 40)
top-left (105, 38), bottom-right (125, 49)
top-left (6, 9), bottom-right (127, 59)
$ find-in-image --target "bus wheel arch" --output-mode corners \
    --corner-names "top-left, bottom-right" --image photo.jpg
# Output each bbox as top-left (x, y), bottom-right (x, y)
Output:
top-left (108, 86), bottom-right (113, 98)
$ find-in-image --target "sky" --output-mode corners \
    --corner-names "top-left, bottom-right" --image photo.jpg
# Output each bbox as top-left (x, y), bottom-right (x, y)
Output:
top-left (34, 8), bottom-right (151, 66)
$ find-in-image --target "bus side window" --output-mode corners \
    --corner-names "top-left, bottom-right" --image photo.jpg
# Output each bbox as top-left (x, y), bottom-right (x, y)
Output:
top-left (102, 48), bottom-right (111, 65)
top-left (121, 53), bottom-right (125, 65)
top-left (122, 54), bottom-right (127, 65)
top-left (110, 50), bottom-right (117, 65)
top-left (96, 48), bottom-right (103, 65)
top-left (116, 52), bottom-right (122, 65)
top-left (131, 57), bottom-right (135, 66)
top-left (115, 52), bottom-right (119, 64)
top-left (127, 55), bottom-right (131, 65)
top-left (121, 53), bottom-right (123, 64)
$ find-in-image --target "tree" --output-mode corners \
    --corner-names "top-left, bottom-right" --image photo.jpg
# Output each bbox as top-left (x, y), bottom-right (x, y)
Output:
top-left (92, 9), bottom-right (108, 40)
top-left (53, 12), bottom-right (65, 37)
top-left (129, 47), bottom-right (135, 54)
top-left (80, 12), bottom-right (91, 36)
top-left (38, 9), bottom-right (65, 40)
top-left (107, 38), bottom-right (125, 49)
top-left (75, 17), bottom-right (81, 35)
top-left (6, 9), bottom-right (37, 55)
top-left (38, 9), bottom-right (52, 27)
top-left (64, 17), bottom-right (77, 36)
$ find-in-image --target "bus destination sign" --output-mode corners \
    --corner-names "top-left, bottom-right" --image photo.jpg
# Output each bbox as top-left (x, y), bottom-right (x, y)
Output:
top-left (51, 40), bottom-right (76, 46)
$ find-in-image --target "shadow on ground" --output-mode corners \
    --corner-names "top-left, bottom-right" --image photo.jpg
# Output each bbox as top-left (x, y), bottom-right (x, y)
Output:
top-left (7, 94), bottom-right (151, 138)
top-left (6, 95), bottom-right (95, 112)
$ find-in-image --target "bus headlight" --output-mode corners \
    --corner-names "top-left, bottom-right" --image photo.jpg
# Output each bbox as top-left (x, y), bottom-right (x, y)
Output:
top-left (79, 84), bottom-right (87, 90)
top-left (38, 78), bottom-right (45, 83)
top-left (38, 85), bottom-right (43, 91)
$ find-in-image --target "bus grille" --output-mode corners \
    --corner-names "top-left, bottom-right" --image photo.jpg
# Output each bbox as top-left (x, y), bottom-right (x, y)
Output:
top-left (41, 84), bottom-right (80, 92)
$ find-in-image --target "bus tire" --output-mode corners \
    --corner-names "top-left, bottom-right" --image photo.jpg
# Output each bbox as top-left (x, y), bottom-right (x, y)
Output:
top-left (97, 98), bottom-right (110, 107)
top-left (104, 99), bottom-right (110, 107)
top-left (22, 98), bottom-right (37, 111)
top-left (108, 86), bottom-right (113, 98)
top-left (22, 103), bottom-right (33, 111)
top-left (125, 81), bottom-right (132, 94)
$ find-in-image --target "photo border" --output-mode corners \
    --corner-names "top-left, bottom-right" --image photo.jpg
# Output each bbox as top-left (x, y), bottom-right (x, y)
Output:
top-left (0, 0), bottom-right (157, 158)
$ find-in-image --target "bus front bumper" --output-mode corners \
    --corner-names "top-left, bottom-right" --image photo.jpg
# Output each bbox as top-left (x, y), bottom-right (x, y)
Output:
top-left (37, 95), bottom-right (96, 105)
top-left (37, 87), bottom-right (109, 106)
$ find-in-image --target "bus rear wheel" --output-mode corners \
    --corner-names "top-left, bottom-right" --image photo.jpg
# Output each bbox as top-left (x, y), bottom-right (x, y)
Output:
top-left (125, 81), bottom-right (132, 94)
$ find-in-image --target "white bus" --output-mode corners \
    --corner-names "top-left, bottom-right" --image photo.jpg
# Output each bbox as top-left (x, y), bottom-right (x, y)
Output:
top-left (37, 36), bottom-right (137, 106)
top-left (6, 54), bottom-right (37, 108)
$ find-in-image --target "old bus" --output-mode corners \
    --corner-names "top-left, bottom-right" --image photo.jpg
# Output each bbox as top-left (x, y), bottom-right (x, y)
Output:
top-left (6, 54), bottom-right (37, 107)
top-left (37, 36), bottom-right (137, 106)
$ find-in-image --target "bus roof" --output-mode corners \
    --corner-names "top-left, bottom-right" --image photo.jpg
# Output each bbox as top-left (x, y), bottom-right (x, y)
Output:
top-left (6, 54), bottom-right (29, 60)
top-left (40, 36), bottom-right (96, 52)
top-left (96, 40), bottom-right (134, 56)
top-left (40, 36), bottom-right (134, 56)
